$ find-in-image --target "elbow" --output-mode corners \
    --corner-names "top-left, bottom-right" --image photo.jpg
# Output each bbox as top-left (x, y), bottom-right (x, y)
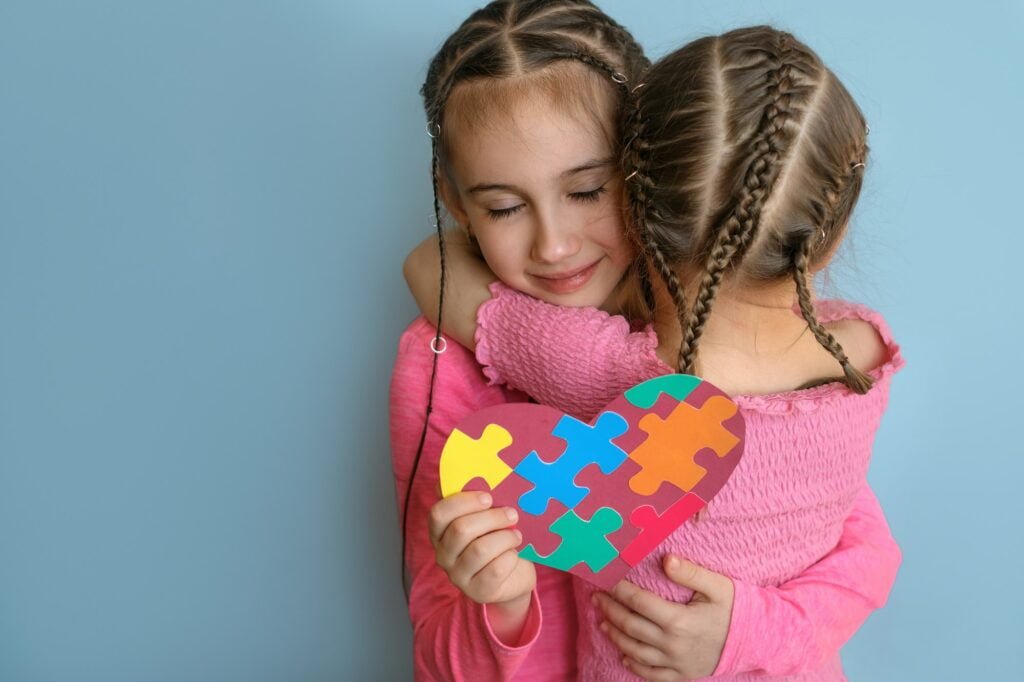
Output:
top-left (402, 248), bottom-right (420, 290)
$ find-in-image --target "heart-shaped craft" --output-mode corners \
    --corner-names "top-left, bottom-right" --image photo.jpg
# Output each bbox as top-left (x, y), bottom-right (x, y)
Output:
top-left (439, 374), bottom-right (744, 589)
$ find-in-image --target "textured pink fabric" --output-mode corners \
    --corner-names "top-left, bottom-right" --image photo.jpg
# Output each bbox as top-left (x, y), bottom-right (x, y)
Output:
top-left (474, 282), bottom-right (906, 681)
top-left (390, 317), bottom-right (576, 681)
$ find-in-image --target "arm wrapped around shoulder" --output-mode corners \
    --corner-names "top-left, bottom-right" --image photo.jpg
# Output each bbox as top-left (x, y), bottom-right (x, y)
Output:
top-left (475, 282), bottom-right (668, 420)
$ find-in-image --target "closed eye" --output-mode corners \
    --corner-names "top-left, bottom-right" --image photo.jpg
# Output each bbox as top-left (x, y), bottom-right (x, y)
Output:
top-left (487, 204), bottom-right (525, 220)
top-left (569, 185), bottom-right (607, 203)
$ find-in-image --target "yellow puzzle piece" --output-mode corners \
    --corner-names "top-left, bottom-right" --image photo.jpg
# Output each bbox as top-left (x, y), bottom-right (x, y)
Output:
top-left (439, 424), bottom-right (514, 498)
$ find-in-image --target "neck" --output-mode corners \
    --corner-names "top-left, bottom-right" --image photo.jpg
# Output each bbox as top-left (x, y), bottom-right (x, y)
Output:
top-left (650, 270), bottom-right (810, 371)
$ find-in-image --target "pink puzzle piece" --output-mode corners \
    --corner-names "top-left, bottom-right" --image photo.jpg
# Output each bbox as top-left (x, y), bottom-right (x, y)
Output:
top-left (620, 493), bottom-right (708, 566)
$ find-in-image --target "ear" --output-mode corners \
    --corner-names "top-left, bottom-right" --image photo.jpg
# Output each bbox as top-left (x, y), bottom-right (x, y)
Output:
top-left (436, 169), bottom-right (470, 229)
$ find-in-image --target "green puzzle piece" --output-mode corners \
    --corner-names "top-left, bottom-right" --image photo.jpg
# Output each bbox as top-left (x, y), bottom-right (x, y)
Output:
top-left (624, 374), bottom-right (702, 409)
top-left (520, 507), bottom-right (623, 573)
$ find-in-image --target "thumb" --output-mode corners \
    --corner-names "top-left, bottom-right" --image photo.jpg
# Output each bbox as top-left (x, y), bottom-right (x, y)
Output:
top-left (663, 554), bottom-right (726, 599)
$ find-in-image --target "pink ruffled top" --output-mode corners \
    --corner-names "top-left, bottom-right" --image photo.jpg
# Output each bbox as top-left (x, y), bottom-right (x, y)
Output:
top-left (471, 282), bottom-right (906, 681)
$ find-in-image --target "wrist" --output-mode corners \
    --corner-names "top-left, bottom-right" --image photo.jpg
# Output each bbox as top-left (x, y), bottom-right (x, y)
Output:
top-left (484, 591), bottom-right (534, 647)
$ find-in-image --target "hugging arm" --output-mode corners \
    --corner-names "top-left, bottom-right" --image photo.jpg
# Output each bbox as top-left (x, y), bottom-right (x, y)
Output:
top-left (713, 483), bottom-right (902, 675)
top-left (403, 230), bottom-right (494, 351)
top-left (462, 287), bottom-right (904, 674)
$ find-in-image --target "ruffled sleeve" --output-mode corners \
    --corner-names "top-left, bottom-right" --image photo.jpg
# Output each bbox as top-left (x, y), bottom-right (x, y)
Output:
top-left (475, 282), bottom-right (667, 421)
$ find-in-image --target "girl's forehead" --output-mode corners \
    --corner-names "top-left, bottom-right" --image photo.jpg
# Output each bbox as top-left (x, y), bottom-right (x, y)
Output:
top-left (444, 64), bottom-right (618, 144)
top-left (447, 100), bottom-right (614, 184)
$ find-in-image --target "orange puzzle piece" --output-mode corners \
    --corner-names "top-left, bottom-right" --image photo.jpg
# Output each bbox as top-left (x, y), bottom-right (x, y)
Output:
top-left (628, 395), bottom-right (740, 496)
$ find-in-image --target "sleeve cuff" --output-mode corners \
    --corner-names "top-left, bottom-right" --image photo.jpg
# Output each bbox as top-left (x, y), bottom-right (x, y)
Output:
top-left (712, 577), bottom-right (757, 676)
top-left (482, 588), bottom-right (543, 653)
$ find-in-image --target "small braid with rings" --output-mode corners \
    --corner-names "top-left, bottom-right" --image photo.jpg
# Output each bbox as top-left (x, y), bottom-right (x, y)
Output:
top-left (402, 0), bottom-right (649, 602)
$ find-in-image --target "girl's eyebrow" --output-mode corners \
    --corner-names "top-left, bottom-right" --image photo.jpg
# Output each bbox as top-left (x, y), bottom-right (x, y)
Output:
top-left (467, 158), bottom-right (615, 195)
top-left (561, 157), bottom-right (615, 178)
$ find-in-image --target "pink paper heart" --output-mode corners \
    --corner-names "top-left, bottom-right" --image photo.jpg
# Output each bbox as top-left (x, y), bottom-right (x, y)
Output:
top-left (439, 374), bottom-right (744, 588)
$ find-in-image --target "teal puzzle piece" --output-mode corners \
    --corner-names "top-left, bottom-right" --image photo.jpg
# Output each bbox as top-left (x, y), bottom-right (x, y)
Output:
top-left (520, 507), bottom-right (623, 573)
top-left (624, 374), bottom-right (701, 409)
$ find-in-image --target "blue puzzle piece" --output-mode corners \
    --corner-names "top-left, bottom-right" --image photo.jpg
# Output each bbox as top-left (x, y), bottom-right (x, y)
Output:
top-left (514, 411), bottom-right (629, 515)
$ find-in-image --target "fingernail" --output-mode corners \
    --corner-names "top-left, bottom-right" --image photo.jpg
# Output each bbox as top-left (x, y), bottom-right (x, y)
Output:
top-left (667, 554), bottom-right (679, 570)
top-left (513, 530), bottom-right (522, 543)
top-left (505, 508), bottom-right (518, 522)
top-left (479, 493), bottom-right (492, 506)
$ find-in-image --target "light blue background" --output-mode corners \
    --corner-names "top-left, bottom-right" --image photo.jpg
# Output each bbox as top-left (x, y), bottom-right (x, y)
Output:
top-left (1, 1), bottom-right (1020, 679)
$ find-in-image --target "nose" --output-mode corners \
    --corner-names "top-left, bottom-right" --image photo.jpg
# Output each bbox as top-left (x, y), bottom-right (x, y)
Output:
top-left (531, 210), bottom-right (582, 264)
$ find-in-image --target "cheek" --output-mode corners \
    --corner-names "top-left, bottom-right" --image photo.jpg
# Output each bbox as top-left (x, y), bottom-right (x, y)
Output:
top-left (588, 210), bottom-right (632, 264)
top-left (471, 229), bottom-right (524, 278)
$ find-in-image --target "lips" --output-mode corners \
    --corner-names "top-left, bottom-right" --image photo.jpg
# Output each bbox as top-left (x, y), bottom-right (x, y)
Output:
top-left (531, 259), bottom-right (601, 295)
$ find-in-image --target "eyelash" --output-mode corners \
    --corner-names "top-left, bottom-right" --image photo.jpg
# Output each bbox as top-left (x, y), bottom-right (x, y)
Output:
top-left (487, 185), bottom-right (608, 220)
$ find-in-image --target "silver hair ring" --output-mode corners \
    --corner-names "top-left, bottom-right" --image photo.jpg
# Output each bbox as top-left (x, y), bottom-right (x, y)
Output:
top-left (625, 169), bottom-right (639, 181)
top-left (851, 162), bottom-right (866, 170)
top-left (611, 72), bottom-right (628, 84)
top-left (430, 336), bottom-right (447, 354)
top-left (426, 121), bottom-right (441, 138)
top-left (631, 82), bottom-right (647, 93)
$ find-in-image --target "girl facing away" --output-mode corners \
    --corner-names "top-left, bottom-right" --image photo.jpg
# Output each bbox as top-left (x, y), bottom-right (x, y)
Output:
top-left (392, 4), bottom-right (904, 681)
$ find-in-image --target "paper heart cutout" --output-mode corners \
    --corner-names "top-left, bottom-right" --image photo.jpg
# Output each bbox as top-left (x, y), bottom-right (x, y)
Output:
top-left (439, 374), bottom-right (745, 589)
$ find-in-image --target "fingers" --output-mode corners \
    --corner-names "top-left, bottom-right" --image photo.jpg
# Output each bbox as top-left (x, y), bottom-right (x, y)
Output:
top-left (428, 491), bottom-right (520, 570)
top-left (622, 656), bottom-right (682, 682)
top-left (448, 528), bottom-right (522, 586)
top-left (599, 619), bottom-right (667, 671)
top-left (593, 591), bottom-right (663, 647)
top-left (662, 554), bottom-right (730, 601)
top-left (466, 545), bottom-right (520, 594)
top-left (610, 580), bottom-right (678, 627)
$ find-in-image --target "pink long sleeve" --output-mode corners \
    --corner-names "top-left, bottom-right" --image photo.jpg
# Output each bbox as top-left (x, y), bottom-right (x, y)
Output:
top-left (389, 317), bottom-right (577, 681)
top-left (712, 483), bottom-right (903, 676)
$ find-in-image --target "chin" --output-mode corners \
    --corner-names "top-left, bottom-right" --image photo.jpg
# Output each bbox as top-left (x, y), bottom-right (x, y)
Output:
top-left (531, 285), bottom-right (611, 309)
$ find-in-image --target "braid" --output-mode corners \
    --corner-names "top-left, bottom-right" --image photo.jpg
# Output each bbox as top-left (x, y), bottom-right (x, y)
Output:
top-left (621, 84), bottom-right (691, 363)
top-left (680, 33), bottom-right (805, 374)
top-left (793, 237), bottom-right (873, 394)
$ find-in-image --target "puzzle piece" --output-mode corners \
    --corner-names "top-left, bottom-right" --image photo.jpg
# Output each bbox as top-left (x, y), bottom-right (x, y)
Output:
top-left (439, 424), bottom-right (513, 498)
top-left (514, 412), bottom-right (628, 515)
top-left (488, 470), bottom-right (571, 557)
top-left (625, 374), bottom-right (702, 409)
top-left (520, 507), bottom-right (623, 573)
top-left (573, 455), bottom-right (684, 554)
top-left (628, 396), bottom-right (741, 496)
top-left (620, 493), bottom-right (706, 566)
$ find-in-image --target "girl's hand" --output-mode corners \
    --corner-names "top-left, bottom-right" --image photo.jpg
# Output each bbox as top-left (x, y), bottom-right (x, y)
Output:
top-left (593, 554), bottom-right (734, 681)
top-left (428, 490), bottom-right (536, 606)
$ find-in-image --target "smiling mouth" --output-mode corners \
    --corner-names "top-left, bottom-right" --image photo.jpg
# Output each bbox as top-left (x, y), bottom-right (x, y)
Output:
top-left (531, 259), bottom-right (602, 295)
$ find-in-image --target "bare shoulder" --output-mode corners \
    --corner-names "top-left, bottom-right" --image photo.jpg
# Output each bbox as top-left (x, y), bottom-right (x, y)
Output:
top-left (827, 317), bottom-right (889, 374)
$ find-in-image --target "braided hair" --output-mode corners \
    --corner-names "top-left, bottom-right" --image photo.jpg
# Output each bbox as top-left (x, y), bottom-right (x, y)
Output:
top-left (402, 0), bottom-right (649, 601)
top-left (623, 26), bottom-right (874, 392)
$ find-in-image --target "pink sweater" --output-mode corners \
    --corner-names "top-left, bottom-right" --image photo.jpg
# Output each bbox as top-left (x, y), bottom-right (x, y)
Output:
top-left (389, 286), bottom-right (904, 681)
